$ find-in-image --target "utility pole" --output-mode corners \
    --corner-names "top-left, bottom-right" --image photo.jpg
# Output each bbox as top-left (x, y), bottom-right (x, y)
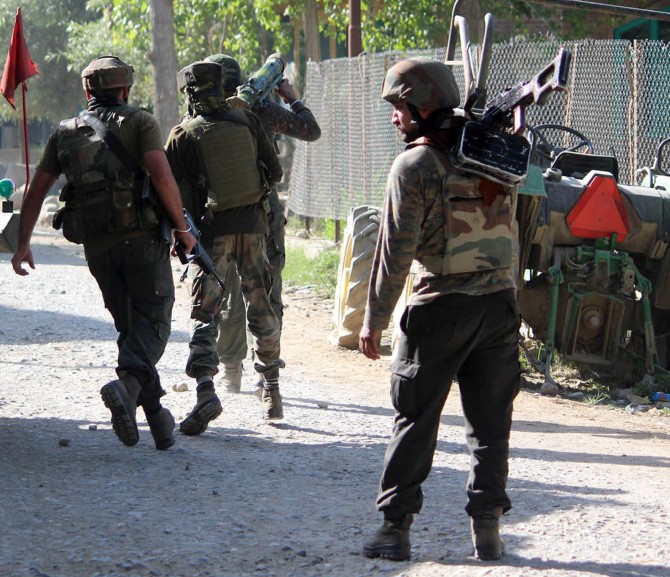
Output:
top-left (348, 0), bottom-right (363, 57)
top-left (339, 0), bottom-right (363, 243)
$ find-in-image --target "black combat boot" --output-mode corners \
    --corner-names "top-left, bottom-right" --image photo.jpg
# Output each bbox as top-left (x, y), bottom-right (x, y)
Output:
top-left (100, 377), bottom-right (140, 447)
top-left (362, 513), bottom-right (413, 561)
top-left (179, 381), bottom-right (222, 436)
top-left (146, 407), bottom-right (176, 450)
top-left (471, 507), bottom-right (505, 560)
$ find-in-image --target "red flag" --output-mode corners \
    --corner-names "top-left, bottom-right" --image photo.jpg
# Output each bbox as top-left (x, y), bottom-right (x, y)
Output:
top-left (0, 8), bottom-right (39, 110)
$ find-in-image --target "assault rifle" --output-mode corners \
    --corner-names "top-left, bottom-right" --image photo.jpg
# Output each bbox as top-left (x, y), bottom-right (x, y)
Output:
top-left (454, 47), bottom-right (572, 185)
top-left (479, 47), bottom-right (571, 133)
top-left (175, 208), bottom-right (226, 290)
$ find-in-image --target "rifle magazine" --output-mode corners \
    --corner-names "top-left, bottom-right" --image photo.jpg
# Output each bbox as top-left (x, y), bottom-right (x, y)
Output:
top-left (454, 122), bottom-right (531, 185)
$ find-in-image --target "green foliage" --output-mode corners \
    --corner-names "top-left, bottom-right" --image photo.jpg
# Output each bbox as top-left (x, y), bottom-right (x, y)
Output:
top-left (582, 383), bottom-right (612, 406)
top-left (172, 0), bottom-right (292, 73)
top-left (311, 247), bottom-right (340, 299)
top-left (480, 0), bottom-right (625, 41)
top-left (284, 243), bottom-right (340, 299)
top-left (359, 0), bottom-right (453, 52)
top-left (0, 0), bottom-right (638, 125)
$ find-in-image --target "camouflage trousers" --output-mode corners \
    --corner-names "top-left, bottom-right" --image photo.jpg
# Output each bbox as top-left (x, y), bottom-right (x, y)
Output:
top-left (87, 235), bottom-right (174, 409)
top-left (216, 208), bottom-right (286, 364)
top-left (185, 232), bottom-right (283, 380)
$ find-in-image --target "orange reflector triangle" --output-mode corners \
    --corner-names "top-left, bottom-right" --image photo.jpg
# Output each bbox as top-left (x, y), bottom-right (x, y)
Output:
top-left (566, 174), bottom-right (629, 240)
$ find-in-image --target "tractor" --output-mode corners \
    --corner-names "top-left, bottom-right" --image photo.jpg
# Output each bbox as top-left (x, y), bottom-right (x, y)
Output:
top-left (517, 128), bottom-right (670, 388)
top-left (330, 0), bottom-right (670, 391)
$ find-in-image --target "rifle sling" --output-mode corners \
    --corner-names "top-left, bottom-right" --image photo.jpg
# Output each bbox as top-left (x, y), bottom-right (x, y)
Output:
top-left (79, 110), bottom-right (144, 176)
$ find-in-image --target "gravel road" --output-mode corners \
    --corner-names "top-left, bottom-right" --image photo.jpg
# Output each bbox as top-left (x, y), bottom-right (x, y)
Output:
top-left (1, 228), bottom-right (669, 577)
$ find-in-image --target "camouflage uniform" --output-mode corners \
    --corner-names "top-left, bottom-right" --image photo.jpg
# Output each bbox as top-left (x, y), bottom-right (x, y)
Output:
top-left (362, 57), bottom-right (520, 561)
top-left (216, 96), bottom-right (321, 369)
top-left (164, 61), bottom-right (285, 426)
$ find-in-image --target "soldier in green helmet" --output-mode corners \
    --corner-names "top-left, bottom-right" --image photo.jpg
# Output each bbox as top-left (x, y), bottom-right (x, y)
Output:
top-left (359, 57), bottom-right (521, 562)
top-left (165, 60), bottom-right (284, 427)
top-left (12, 55), bottom-right (196, 451)
top-left (203, 53), bottom-right (321, 397)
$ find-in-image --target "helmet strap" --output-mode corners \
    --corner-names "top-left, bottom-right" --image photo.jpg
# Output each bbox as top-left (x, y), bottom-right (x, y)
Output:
top-left (407, 103), bottom-right (422, 125)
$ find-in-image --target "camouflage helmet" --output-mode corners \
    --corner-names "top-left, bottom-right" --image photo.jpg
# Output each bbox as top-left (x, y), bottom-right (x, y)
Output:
top-left (177, 61), bottom-right (226, 115)
top-left (177, 61), bottom-right (224, 95)
top-left (81, 56), bottom-right (134, 91)
top-left (382, 57), bottom-right (460, 110)
top-left (204, 53), bottom-right (242, 93)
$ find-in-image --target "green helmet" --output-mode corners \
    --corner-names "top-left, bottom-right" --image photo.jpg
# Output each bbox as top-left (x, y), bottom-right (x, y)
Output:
top-left (381, 57), bottom-right (460, 110)
top-left (204, 53), bottom-right (242, 93)
top-left (81, 56), bottom-right (134, 92)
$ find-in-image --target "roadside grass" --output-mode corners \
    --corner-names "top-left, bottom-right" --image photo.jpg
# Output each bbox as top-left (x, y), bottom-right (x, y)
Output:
top-left (283, 226), bottom-right (668, 416)
top-left (284, 242), bottom-right (340, 299)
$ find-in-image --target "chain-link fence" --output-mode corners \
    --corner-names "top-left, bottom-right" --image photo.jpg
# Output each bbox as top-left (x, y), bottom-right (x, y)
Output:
top-left (289, 39), bottom-right (670, 220)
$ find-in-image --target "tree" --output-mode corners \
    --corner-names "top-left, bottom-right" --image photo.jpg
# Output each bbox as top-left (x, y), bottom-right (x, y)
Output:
top-left (149, 0), bottom-right (179, 139)
top-left (1, 0), bottom-right (645, 130)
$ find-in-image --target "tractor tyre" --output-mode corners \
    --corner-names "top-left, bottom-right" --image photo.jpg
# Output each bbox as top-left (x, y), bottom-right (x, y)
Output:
top-left (329, 206), bottom-right (381, 349)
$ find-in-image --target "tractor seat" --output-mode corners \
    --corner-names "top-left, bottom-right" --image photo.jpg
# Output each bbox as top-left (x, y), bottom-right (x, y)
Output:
top-left (551, 151), bottom-right (619, 181)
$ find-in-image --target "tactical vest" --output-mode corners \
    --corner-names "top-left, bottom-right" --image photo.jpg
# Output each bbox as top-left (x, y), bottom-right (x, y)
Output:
top-left (181, 114), bottom-right (265, 212)
top-left (55, 107), bottom-right (155, 244)
top-left (411, 146), bottom-right (513, 276)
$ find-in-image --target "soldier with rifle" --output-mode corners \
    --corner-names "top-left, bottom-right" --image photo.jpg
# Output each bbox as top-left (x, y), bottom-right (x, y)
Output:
top-left (358, 56), bottom-right (521, 562)
top-left (165, 60), bottom-right (284, 430)
top-left (359, 45), bottom-right (571, 561)
top-left (11, 55), bottom-right (196, 451)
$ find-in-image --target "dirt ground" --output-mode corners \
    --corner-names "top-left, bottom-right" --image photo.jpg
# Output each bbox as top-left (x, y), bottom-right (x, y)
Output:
top-left (1, 228), bottom-right (670, 577)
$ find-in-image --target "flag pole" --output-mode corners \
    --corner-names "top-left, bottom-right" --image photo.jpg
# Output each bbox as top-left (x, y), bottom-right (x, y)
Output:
top-left (21, 81), bottom-right (29, 188)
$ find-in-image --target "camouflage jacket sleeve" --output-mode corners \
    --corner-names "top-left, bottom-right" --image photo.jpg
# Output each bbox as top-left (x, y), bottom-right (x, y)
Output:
top-left (364, 147), bottom-right (429, 331)
top-left (253, 99), bottom-right (321, 142)
top-left (242, 110), bottom-right (284, 186)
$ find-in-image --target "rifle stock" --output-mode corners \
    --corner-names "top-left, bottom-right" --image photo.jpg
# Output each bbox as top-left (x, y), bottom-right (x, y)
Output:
top-left (481, 47), bottom-right (571, 132)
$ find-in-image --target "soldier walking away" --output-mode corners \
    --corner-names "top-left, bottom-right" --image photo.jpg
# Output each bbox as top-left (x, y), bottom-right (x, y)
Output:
top-left (11, 55), bottom-right (197, 451)
top-left (203, 53), bottom-right (321, 396)
top-left (165, 61), bottom-right (284, 430)
top-left (358, 57), bottom-right (521, 561)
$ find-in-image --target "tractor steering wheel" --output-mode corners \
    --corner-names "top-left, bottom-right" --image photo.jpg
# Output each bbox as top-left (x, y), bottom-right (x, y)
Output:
top-left (529, 123), bottom-right (595, 167)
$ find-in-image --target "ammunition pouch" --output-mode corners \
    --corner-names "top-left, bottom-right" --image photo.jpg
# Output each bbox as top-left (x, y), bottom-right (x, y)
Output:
top-left (54, 176), bottom-right (159, 245)
top-left (416, 146), bottom-right (514, 276)
top-left (454, 122), bottom-right (531, 185)
top-left (52, 204), bottom-right (86, 245)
